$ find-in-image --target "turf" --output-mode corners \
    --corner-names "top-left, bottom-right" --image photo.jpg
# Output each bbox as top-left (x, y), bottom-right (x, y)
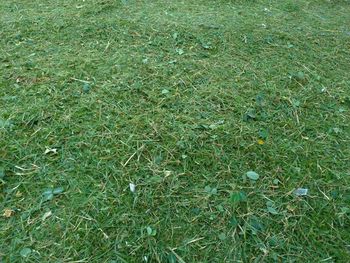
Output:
top-left (1, 0), bottom-right (350, 262)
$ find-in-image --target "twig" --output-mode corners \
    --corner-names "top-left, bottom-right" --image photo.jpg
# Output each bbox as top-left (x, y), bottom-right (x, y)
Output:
top-left (70, 77), bottom-right (90, 84)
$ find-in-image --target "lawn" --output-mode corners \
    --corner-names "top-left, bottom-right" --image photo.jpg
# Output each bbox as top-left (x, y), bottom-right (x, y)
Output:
top-left (1, 0), bottom-right (350, 262)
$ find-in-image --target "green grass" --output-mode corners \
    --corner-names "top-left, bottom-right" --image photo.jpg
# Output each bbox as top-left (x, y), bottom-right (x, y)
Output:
top-left (1, 0), bottom-right (350, 262)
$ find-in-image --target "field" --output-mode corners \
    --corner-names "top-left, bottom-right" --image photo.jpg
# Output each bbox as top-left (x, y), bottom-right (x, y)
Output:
top-left (1, 0), bottom-right (350, 262)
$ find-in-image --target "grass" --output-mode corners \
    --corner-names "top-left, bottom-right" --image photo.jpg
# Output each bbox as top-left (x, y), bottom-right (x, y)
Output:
top-left (1, 0), bottom-right (350, 262)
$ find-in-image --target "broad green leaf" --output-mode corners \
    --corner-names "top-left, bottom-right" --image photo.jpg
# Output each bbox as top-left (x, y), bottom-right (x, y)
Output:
top-left (296, 71), bottom-right (305, 80)
top-left (152, 229), bottom-right (157, 236)
top-left (53, 187), bottom-right (64, 195)
top-left (42, 189), bottom-right (53, 195)
top-left (267, 206), bottom-right (278, 215)
top-left (146, 226), bottom-right (156, 236)
top-left (43, 193), bottom-right (54, 201)
top-left (268, 236), bottom-right (279, 246)
top-left (216, 205), bottom-right (224, 212)
top-left (331, 190), bottom-right (339, 199)
top-left (246, 171), bottom-right (259, 181)
top-left (249, 217), bottom-right (265, 234)
top-left (292, 100), bottom-right (300, 107)
top-left (154, 155), bottom-right (163, 165)
top-left (176, 48), bottom-right (184, 55)
top-left (176, 140), bottom-right (186, 149)
top-left (146, 226), bottom-right (152, 236)
top-left (266, 201), bottom-right (274, 207)
top-left (201, 42), bottom-right (211, 49)
top-left (42, 189), bottom-right (54, 201)
top-left (218, 233), bottom-right (226, 240)
top-left (258, 129), bottom-right (268, 139)
top-left (20, 247), bottom-right (32, 257)
top-left (82, 83), bottom-right (90, 93)
top-left (0, 120), bottom-right (12, 128)
top-left (243, 108), bottom-right (257, 121)
top-left (266, 201), bottom-right (278, 214)
top-left (256, 93), bottom-right (265, 107)
top-left (191, 207), bottom-right (201, 215)
top-left (204, 185), bottom-right (211, 193)
top-left (273, 179), bottom-right (280, 185)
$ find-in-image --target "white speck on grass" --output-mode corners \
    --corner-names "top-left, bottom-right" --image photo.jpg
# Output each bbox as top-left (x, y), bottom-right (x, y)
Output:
top-left (294, 188), bottom-right (308, 196)
top-left (129, 183), bottom-right (136, 193)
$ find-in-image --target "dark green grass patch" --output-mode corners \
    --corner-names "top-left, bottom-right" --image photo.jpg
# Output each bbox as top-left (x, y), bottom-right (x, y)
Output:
top-left (1, 0), bottom-right (350, 262)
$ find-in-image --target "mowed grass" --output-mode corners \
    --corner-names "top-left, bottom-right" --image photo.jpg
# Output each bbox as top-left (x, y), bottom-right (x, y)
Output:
top-left (1, 0), bottom-right (350, 262)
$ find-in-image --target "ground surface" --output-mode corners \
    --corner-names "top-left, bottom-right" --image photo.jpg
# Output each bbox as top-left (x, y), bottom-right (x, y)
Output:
top-left (1, 0), bottom-right (350, 262)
